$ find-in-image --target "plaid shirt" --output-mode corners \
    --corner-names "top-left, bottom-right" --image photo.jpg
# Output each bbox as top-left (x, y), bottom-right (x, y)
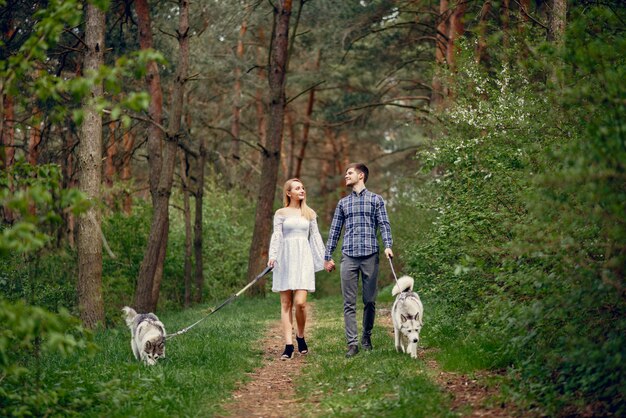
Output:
top-left (324, 188), bottom-right (393, 260)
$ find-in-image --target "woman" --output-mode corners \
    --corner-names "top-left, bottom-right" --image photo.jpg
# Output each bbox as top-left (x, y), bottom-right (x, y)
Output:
top-left (268, 178), bottom-right (325, 360)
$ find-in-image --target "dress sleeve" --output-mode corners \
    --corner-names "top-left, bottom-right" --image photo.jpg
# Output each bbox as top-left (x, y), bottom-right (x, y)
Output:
top-left (268, 214), bottom-right (284, 261)
top-left (309, 216), bottom-right (326, 272)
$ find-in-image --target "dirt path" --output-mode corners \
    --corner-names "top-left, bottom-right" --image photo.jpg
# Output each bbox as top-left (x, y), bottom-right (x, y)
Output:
top-left (219, 304), bottom-right (314, 417)
top-left (377, 308), bottom-right (519, 418)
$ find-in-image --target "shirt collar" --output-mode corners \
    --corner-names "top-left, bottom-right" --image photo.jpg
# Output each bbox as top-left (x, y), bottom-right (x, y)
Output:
top-left (351, 187), bottom-right (368, 197)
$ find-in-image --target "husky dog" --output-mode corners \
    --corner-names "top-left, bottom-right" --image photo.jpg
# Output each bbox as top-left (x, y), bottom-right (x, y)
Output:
top-left (122, 306), bottom-right (166, 365)
top-left (391, 276), bottom-right (424, 359)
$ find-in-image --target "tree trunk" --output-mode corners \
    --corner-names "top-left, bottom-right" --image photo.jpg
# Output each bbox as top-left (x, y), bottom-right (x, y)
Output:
top-left (246, 0), bottom-right (293, 294)
top-left (294, 48), bottom-right (321, 179)
top-left (77, 2), bottom-right (105, 329)
top-left (431, 0), bottom-right (449, 107)
top-left (231, 18), bottom-right (247, 162)
top-left (27, 112), bottom-right (42, 166)
top-left (193, 137), bottom-right (206, 303)
top-left (180, 151), bottom-right (193, 307)
top-left (476, 1), bottom-right (491, 65)
top-left (547, 0), bottom-right (566, 44)
top-left (501, 0), bottom-right (510, 51)
top-left (121, 128), bottom-right (134, 214)
top-left (446, 0), bottom-right (467, 73)
top-left (105, 121), bottom-right (117, 187)
top-left (134, 0), bottom-right (190, 313)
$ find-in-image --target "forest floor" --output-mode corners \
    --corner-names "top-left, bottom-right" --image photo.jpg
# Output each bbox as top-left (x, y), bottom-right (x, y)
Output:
top-left (219, 303), bottom-right (520, 417)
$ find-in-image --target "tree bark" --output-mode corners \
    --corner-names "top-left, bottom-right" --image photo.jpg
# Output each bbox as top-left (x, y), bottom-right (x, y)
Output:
top-left (446, 0), bottom-right (467, 73)
top-left (294, 48), bottom-right (321, 179)
top-left (547, 0), bottom-right (566, 45)
top-left (476, 1), bottom-right (491, 65)
top-left (134, 0), bottom-right (190, 312)
top-left (193, 137), bottom-right (206, 303)
top-left (180, 150), bottom-right (193, 307)
top-left (231, 18), bottom-right (247, 162)
top-left (121, 128), bottom-right (134, 214)
top-left (77, 2), bottom-right (106, 329)
top-left (246, 0), bottom-right (293, 294)
top-left (431, 0), bottom-right (449, 107)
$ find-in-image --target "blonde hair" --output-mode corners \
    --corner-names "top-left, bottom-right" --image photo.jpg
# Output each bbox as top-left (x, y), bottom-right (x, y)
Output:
top-left (283, 178), bottom-right (316, 221)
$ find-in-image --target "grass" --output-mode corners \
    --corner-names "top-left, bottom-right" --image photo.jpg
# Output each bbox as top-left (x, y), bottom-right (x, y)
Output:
top-left (10, 296), bottom-right (277, 417)
top-left (298, 295), bottom-right (456, 418)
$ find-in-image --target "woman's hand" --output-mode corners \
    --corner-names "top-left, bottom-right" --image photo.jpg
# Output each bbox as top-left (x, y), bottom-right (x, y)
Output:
top-left (268, 259), bottom-right (276, 268)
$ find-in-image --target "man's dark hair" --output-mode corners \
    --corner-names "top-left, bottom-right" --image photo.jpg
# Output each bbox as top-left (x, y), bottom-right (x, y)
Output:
top-left (347, 162), bottom-right (369, 183)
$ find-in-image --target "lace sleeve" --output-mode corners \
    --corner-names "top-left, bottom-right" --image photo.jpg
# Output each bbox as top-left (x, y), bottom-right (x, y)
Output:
top-left (309, 216), bottom-right (326, 272)
top-left (268, 214), bottom-right (284, 261)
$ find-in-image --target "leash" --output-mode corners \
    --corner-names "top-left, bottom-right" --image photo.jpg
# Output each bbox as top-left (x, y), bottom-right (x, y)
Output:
top-left (166, 265), bottom-right (273, 340)
top-left (388, 256), bottom-right (401, 287)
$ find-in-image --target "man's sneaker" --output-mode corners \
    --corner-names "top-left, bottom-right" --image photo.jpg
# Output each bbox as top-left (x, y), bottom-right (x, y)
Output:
top-left (361, 336), bottom-right (373, 351)
top-left (345, 344), bottom-right (359, 358)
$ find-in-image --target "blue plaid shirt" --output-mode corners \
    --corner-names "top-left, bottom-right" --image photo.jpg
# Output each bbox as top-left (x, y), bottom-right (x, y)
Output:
top-left (324, 188), bottom-right (393, 260)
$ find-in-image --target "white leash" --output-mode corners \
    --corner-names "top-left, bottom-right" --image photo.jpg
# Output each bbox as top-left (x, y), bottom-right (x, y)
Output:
top-left (388, 256), bottom-right (401, 287)
top-left (166, 265), bottom-right (273, 340)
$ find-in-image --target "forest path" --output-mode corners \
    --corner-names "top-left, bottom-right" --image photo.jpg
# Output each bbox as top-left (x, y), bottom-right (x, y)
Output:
top-left (377, 309), bottom-right (518, 417)
top-left (219, 302), bottom-right (521, 418)
top-left (218, 302), bottom-right (315, 417)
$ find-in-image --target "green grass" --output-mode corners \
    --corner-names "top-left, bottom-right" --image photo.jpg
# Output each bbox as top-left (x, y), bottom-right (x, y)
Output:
top-left (12, 296), bottom-right (277, 417)
top-left (298, 295), bottom-right (455, 418)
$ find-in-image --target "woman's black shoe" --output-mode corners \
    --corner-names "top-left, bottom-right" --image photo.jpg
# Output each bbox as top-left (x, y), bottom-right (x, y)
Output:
top-left (296, 336), bottom-right (308, 354)
top-left (280, 344), bottom-right (294, 360)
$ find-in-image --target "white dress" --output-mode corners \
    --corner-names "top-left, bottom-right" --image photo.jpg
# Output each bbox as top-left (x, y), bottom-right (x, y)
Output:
top-left (268, 215), bottom-right (326, 292)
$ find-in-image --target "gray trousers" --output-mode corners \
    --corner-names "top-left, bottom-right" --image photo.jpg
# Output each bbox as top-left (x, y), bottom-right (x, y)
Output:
top-left (340, 253), bottom-right (379, 346)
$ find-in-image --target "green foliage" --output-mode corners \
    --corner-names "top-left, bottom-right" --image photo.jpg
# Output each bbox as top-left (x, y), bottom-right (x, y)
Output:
top-left (394, 4), bottom-right (626, 415)
top-left (0, 160), bottom-right (88, 254)
top-left (0, 298), bottom-right (96, 416)
top-left (0, 296), bottom-right (275, 417)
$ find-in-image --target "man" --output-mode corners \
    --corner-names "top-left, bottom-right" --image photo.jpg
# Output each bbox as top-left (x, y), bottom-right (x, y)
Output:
top-left (324, 163), bottom-right (393, 358)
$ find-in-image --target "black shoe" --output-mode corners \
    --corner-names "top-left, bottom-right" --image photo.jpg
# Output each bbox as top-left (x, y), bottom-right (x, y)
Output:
top-left (345, 344), bottom-right (359, 358)
top-left (296, 336), bottom-right (308, 354)
top-left (361, 335), bottom-right (373, 351)
top-left (281, 344), bottom-right (294, 360)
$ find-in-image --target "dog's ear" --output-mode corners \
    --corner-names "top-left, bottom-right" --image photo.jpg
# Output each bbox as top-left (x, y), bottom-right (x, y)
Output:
top-left (144, 340), bottom-right (153, 351)
top-left (401, 314), bottom-right (408, 322)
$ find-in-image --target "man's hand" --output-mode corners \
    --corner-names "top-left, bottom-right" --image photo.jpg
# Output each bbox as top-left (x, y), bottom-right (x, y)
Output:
top-left (324, 259), bottom-right (335, 272)
top-left (384, 248), bottom-right (394, 259)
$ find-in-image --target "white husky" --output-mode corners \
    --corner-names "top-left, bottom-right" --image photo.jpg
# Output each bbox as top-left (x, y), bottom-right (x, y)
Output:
top-left (122, 306), bottom-right (166, 365)
top-left (391, 276), bottom-right (424, 359)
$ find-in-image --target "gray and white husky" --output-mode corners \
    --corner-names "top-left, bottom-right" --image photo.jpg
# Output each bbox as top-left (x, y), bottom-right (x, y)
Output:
top-left (391, 276), bottom-right (424, 359)
top-left (122, 306), bottom-right (166, 365)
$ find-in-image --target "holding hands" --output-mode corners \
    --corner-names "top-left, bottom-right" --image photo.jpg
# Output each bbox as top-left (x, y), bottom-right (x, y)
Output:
top-left (324, 259), bottom-right (335, 272)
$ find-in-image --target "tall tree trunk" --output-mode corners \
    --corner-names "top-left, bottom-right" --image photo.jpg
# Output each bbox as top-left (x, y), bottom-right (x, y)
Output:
top-left (121, 128), bottom-right (134, 214)
top-left (231, 18), bottom-right (247, 162)
top-left (446, 0), bottom-right (467, 73)
top-left (77, 2), bottom-right (105, 328)
top-left (180, 151), bottom-right (193, 307)
top-left (476, 1), bottom-right (491, 65)
top-left (27, 113), bottom-right (42, 165)
top-left (1, 93), bottom-right (15, 224)
top-left (501, 0), bottom-right (510, 51)
top-left (105, 121), bottom-right (117, 187)
top-left (431, 0), bottom-right (449, 107)
top-left (62, 127), bottom-right (76, 247)
top-left (547, 0), bottom-right (566, 44)
top-left (246, 0), bottom-right (293, 294)
top-left (193, 137), bottom-right (206, 303)
top-left (134, 0), bottom-right (190, 312)
top-left (294, 48), bottom-right (320, 179)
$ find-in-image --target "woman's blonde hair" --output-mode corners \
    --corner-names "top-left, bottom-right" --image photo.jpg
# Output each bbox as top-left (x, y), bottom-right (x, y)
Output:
top-left (283, 178), bottom-right (316, 220)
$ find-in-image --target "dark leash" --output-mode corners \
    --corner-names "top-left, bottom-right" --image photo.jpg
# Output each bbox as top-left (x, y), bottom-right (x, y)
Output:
top-left (166, 265), bottom-right (273, 340)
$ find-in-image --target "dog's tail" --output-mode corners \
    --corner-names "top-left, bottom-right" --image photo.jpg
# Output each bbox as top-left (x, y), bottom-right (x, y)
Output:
top-left (121, 306), bottom-right (137, 328)
top-left (392, 275), bottom-right (414, 296)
